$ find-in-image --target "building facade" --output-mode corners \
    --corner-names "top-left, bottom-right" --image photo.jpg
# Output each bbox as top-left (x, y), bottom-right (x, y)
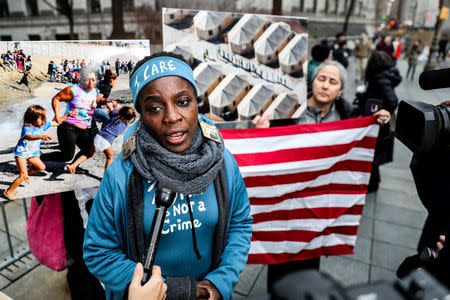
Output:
top-left (0, 0), bottom-right (380, 42)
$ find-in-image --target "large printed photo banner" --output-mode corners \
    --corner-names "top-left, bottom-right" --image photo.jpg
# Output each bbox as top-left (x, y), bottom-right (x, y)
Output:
top-left (220, 117), bottom-right (379, 264)
top-left (163, 8), bottom-right (308, 123)
top-left (0, 40), bottom-right (150, 200)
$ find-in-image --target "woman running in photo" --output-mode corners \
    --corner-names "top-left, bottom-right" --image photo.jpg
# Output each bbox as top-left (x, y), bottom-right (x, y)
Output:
top-left (66, 101), bottom-right (136, 174)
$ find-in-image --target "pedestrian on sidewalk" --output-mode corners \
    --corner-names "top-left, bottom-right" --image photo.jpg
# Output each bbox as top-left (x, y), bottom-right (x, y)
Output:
top-left (307, 44), bottom-right (331, 93)
top-left (438, 35), bottom-right (448, 62)
top-left (354, 33), bottom-right (372, 83)
top-left (393, 36), bottom-right (402, 63)
top-left (406, 40), bottom-right (422, 80)
top-left (376, 35), bottom-right (394, 58)
top-left (364, 50), bottom-right (402, 192)
top-left (331, 32), bottom-right (349, 68)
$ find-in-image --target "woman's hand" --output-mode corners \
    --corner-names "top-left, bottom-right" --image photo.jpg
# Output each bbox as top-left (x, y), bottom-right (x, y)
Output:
top-left (196, 280), bottom-right (222, 300)
top-left (40, 134), bottom-right (53, 143)
top-left (373, 109), bottom-right (391, 125)
top-left (128, 263), bottom-right (167, 300)
top-left (252, 111), bottom-right (270, 128)
top-left (437, 235), bottom-right (445, 251)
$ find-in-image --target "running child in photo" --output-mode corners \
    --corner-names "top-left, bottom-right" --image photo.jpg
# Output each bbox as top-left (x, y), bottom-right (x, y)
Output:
top-left (66, 101), bottom-right (136, 174)
top-left (16, 66), bottom-right (33, 93)
top-left (3, 105), bottom-right (75, 200)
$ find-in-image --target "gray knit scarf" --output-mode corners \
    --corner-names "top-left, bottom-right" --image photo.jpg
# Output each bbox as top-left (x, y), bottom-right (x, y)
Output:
top-left (130, 121), bottom-right (224, 195)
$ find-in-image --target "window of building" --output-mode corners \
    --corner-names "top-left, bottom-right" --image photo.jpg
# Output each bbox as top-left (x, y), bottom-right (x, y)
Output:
top-left (1, 35), bottom-right (12, 41)
top-left (291, 65), bottom-right (295, 71)
top-left (90, 0), bottom-right (101, 13)
top-left (300, 0), bottom-right (305, 12)
top-left (313, 0), bottom-right (317, 13)
top-left (169, 13), bottom-right (174, 20)
top-left (218, 25), bottom-right (221, 31)
top-left (335, 0), bottom-right (339, 14)
top-left (89, 32), bottom-right (102, 39)
top-left (123, 0), bottom-right (134, 9)
top-left (359, 1), bottom-right (363, 16)
top-left (26, 0), bottom-right (39, 16)
top-left (0, 0), bottom-right (9, 17)
top-left (55, 33), bottom-right (78, 40)
top-left (208, 30), bottom-right (213, 36)
top-left (28, 34), bottom-right (41, 40)
top-left (343, 0), bottom-right (348, 15)
top-left (325, 0), bottom-right (329, 13)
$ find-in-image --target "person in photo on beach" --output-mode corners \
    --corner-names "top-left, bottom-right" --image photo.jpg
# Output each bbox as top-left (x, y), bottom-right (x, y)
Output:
top-left (3, 105), bottom-right (75, 200)
top-left (40, 66), bottom-right (102, 165)
top-left (16, 66), bottom-right (33, 93)
top-left (66, 101), bottom-right (136, 174)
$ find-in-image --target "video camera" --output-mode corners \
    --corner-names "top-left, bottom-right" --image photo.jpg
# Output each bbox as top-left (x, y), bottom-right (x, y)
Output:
top-left (395, 68), bottom-right (450, 153)
top-left (249, 269), bottom-right (449, 300)
top-left (394, 67), bottom-right (450, 289)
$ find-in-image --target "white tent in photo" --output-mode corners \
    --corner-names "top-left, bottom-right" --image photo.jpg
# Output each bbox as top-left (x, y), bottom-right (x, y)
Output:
top-left (164, 44), bottom-right (194, 64)
top-left (238, 84), bottom-right (275, 120)
top-left (193, 11), bottom-right (233, 41)
top-left (279, 33), bottom-right (308, 74)
top-left (209, 74), bottom-right (249, 115)
top-left (194, 62), bottom-right (223, 96)
top-left (164, 8), bottom-right (191, 25)
top-left (228, 14), bottom-right (267, 54)
top-left (264, 92), bottom-right (299, 119)
top-left (254, 21), bottom-right (292, 64)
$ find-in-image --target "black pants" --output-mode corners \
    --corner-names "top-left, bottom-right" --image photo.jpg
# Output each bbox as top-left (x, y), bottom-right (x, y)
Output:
top-left (267, 258), bottom-right (320, 293)
top-left (406, 63), bottom-right (417, 79)
top-left (41, 122), bottom-right (97, 162)
top-left (61, 191), bottom-right (106, 300)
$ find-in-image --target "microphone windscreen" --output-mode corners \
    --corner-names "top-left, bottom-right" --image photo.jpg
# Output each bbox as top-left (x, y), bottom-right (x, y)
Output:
top-left (419, 68), bottom-right (450, 90)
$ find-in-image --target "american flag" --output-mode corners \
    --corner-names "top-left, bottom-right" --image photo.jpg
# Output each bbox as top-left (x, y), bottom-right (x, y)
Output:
top-left (219, 116), bottom-right (379, 264)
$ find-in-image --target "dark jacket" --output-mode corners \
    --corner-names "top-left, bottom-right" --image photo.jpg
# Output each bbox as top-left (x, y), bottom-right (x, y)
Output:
top-left (365, 67), bottom-right (402, 165)
top-left (366, 67), bottom-right (402, 113)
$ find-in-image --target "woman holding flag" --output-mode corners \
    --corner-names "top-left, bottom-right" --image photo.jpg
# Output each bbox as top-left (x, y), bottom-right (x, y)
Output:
top-left (254, 60), bottom-right (391, 291)
top-left (83, 52), bottom-right (253, 300)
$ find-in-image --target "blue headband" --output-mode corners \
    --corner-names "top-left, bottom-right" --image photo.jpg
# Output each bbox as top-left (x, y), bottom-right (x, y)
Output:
top-left (130, 56), bottom-right (199, 111)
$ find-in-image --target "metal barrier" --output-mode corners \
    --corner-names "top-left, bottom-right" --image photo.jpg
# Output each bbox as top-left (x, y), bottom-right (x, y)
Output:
top-left (0, 198), bottom-right (31, 271)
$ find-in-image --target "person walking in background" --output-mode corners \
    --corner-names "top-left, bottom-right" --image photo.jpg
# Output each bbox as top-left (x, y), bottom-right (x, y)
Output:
top-left (364, 50), bottom-right (402, 192)
top-left (438, 35), bottom-right (448, 62)
top-left (406, 40), bottom-right (422, 80)
top-left (354, 33), bottom-right (372, 83)
top-left (115, 58), bottom-right (121, 76)
top-left (332, 32), bottom-right (349, 68)
top-left (393, 36), bottom-right (402, 63)
top-left (376, 35), bottom-right (394, 58)
top-left (307, 44), bottom-right (331, 93)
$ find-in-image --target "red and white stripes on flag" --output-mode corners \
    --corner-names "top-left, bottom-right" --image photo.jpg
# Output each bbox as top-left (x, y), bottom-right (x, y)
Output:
top-left (219, 116), bottom-right (379, 264)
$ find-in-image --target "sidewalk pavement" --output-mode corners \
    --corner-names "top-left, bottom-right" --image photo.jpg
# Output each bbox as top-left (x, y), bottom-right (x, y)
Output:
top-left (0, 56), bottom-right (448, 299)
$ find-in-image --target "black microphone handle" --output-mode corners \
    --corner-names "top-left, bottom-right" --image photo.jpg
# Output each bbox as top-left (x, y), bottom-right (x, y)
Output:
top-left (141, 206), bottom-right (167, 285)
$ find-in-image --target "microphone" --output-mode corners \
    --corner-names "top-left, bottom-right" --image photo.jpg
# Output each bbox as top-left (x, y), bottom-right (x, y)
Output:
top-left (419, 68), bottom-right (450, 90)
top-left (141, 181), bottom-right (177, 285)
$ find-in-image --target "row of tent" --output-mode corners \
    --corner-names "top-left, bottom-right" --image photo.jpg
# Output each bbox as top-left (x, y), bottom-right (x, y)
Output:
top-left (193, 62), bottom-right (304, 121)
top-left (165, 9), bottom-right (308, 74)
